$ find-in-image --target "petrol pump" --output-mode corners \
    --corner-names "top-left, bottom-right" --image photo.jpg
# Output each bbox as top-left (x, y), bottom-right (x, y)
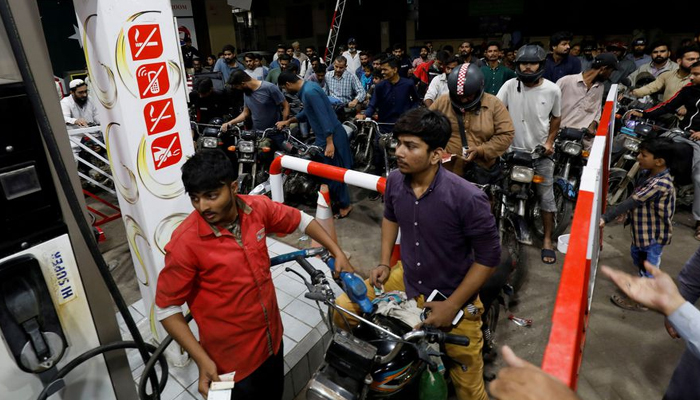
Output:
top-left (0, 0), bottom-right (139, 398)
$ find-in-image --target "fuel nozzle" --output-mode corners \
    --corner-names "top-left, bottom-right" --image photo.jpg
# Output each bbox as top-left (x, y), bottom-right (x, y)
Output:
top-left (3, 277), bottom-right (50, 362)
top-left (1, 275), bottom-right (65, 373)
top-left (322, 256), bottom-right (374, 314)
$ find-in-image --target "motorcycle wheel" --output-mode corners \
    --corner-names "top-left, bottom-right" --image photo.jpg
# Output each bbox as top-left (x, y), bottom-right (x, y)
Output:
top-left (481, 300), bottom-right (499, 363)
top-left (607, 168), bottom-right (634, 206)
top-left (502, 218), bottom-right (524, 294)
top-left (552, 184), bottom-right (573, 238)
top-left (352, 134), bottom-right (373, 173)
top-left (238, 173), bottom-right (253, 197)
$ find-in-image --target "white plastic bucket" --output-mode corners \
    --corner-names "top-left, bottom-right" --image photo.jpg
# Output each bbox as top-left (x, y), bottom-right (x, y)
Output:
top-left (557, 234), bottom-right (570, 254)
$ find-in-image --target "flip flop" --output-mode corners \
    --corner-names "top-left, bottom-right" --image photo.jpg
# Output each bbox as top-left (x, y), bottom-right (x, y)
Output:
top-left (611, 293), bottom-right (648, 311)
top-left (334, 207), bottom-right (353, 219)
top-left (541, 248), bottom-right (556, 264)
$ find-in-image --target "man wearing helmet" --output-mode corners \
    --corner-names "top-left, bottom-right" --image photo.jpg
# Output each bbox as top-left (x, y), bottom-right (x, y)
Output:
top-left (543, 31), bottom-right (582, 83)
top-left (497, 45), bottom-right (562, 264)
top-left (429, 62), bottom-right (515, 180)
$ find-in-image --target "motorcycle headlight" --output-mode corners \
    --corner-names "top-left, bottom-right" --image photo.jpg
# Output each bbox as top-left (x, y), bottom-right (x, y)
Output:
top-left (623, 137), bottom-right (641, 152)
top-left (510, 166), bottom-right (534, 183)
top-left (202, 137), bottom-right (218, 149)
top-left (562, 141), bottom-right (582, 156)
top-left (238, 140), bottom-right (255, 153)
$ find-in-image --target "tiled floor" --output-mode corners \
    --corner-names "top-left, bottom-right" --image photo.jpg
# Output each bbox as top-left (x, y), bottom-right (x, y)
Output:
top-left (117, 238), bottom-right (339, 400)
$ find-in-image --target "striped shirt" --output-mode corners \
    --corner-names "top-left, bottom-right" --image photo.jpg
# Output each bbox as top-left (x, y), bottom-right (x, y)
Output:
top-left (324, 70), bottom-right (365, 103)
top-left (630, 169), bottom-right (676, 247)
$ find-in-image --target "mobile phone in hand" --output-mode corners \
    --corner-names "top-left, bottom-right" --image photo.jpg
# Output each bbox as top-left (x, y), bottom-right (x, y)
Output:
top-left (421, 289), bottom-right (464, 326)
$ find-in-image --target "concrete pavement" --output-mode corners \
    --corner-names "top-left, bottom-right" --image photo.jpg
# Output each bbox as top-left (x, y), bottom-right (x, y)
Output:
top-left (96, 184), bottom-right (699, 399)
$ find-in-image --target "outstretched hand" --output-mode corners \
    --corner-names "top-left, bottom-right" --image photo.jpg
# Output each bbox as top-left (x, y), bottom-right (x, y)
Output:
top-left (601, 262), bottom-right (686, 316)
top-left (489, 345), bottom-right (581, 400)
top-left (369, 264), bottom-right (390, 290)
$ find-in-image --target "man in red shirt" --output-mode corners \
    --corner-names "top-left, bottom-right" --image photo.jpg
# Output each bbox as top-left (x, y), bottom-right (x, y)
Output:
top-left (155, 149), bottom-right (354, 399)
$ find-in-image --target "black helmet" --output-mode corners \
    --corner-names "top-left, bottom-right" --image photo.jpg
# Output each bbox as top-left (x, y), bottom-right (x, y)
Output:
top-left (515, 44), bottom-right (546, 83)
top-left (447, 62), bottom-right (484, 111)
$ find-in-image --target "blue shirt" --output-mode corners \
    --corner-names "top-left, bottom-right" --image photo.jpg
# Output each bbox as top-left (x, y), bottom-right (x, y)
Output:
top-left (296, 81), bottom-right (353, 169)
top-left (244, 81), bottom-right (286, 130)
top-left (543, 54), bottom-right (582, 83)
top-left (383, 166), bottom-right (501, 298)
top-left (213, 58), bottom-right (244, 83)
top-left (364, 77), bottom-right (419, 126)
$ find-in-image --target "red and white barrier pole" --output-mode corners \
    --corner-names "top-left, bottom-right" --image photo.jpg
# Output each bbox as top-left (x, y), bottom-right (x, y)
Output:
top-left (541, 87), bottom-right (617, 388)
top-left (269, 155), bottom-right (398, 265)
top-left (269, 155), bottom-right (386, 203)
top-left (311, 184), bottom-right (337, 247)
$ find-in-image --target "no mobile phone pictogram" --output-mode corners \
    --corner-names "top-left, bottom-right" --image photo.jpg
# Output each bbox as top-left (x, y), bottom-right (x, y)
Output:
top-left (136, 62), bottom-right (170, 99)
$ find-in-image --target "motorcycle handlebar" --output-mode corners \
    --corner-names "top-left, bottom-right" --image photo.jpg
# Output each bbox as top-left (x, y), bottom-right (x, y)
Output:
top-left (269, 248), bottom-right (326, 265)
top-left (294, 256), bottom-right (326, 285)
top-left (439, 332), bottom-right (470, 347)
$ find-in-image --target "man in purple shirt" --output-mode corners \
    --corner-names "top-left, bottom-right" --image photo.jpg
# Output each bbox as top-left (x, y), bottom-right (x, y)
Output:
top-left (369, 108), bottom-right (500, 400)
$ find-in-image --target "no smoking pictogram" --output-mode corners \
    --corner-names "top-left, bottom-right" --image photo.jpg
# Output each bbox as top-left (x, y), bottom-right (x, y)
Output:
top-left (136, 62), bottom-right (170, 99)
top-left (128, 24), bottom-right (163, 61)
top-left (143, 98), bottom-right (176, 135)
top-left (150, 133), bottom-right (182, 171)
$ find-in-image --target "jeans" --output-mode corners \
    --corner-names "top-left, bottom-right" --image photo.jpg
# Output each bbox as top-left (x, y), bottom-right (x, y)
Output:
top-left (534, 157), bottom-right (556, 212)
top-left (630, 239), bottom-right (664, 277)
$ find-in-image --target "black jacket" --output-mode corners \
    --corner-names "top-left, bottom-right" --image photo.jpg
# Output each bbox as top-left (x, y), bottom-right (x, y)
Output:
top-left (645, 83), bottom-right (700, 131)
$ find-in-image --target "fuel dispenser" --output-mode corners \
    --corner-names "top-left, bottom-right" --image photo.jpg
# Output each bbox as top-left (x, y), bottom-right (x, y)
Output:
top-left (0, 0), bottom-right (155, 398)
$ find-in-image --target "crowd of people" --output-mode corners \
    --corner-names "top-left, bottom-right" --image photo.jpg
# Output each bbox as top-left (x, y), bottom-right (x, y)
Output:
top-left (162, 30), bottom-right (700, 400)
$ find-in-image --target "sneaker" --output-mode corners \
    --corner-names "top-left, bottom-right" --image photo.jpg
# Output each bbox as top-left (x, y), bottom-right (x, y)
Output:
top-left (611, 293), bottom-right (648, 311)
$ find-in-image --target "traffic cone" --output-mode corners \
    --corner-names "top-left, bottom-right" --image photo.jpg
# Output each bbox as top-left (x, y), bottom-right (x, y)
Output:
top-left (312, 184), bottom-right (337, 247)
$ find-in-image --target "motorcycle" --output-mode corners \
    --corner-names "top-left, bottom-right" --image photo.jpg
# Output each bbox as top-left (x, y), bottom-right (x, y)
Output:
top-left (277, 130), bottom-right (325, 205)
top-left (532, 127), bottom-right (589, 239)
top-left (347, 118), bottom-right (397, 177)
top-left (226, 126), bottom-right (277, 195)
top-left (497, 146), bottom-right (547, 246)
top-left (468, 176), bottom-right (523, 364)
top-left (192, 118), bottom-right (235, 154)
top-left (269, 248), bottom-right (471, 400)
top-left (608, 115), bottom-right (694, 208)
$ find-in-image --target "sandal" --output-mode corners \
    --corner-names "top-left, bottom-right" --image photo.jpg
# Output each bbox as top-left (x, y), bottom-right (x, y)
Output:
top-left (541, 248), bottom-right (556, 264)
top-left (611, 293), bottom-right (648, 311)
top-left (334, 206), bottom-right (353, 219)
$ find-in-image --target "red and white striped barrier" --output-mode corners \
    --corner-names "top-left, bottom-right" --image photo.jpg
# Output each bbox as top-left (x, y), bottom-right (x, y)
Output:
top-left (269, 155), bottom-right (386, 203)
top-left (269, 155), bottom-right (401, 265)
top-left (541, 86), bottom-right (617, 388)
